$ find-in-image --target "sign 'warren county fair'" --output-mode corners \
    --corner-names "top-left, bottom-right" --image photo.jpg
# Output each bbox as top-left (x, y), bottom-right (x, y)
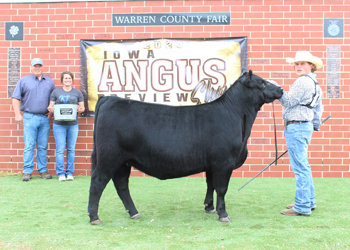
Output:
top-left (112, 13), bottom-right (230, 26)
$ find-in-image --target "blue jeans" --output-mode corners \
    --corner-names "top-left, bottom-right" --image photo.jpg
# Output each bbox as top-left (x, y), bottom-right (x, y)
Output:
top-left (284, 121), bottom-right (315, 215)
top-left (53, 124), bottom-right (79, 177)
top-left (23, 112), bottom-right (51, 174)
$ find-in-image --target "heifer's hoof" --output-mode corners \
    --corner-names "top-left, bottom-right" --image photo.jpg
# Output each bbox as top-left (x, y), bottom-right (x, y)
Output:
top-left (131, 213), bottom-right (141, 219)
top-left (206, 209), bottom-right (216, 214)
top-left (219, 216), bottom-right (231, 223)
top-left (90, 219), bottom-right (102, 225)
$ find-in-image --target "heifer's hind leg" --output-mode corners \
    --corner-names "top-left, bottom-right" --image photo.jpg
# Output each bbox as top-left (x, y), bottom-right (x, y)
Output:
top-left (204, 171), bottom-right (215, 214)
top-left (88, 168), bottom-right (113, 225)
top-left (112, 164), bottom-right (141, 219)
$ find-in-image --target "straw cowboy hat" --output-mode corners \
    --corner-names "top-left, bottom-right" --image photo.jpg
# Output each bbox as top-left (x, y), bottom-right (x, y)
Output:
top-left (286, 51), bottom-right (323, 69)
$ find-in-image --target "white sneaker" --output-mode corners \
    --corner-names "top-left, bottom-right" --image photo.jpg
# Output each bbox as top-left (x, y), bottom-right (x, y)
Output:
top-left (59, 175), bottom-right (66, 181)
top-left (66, 175), bottom-right (74, 181)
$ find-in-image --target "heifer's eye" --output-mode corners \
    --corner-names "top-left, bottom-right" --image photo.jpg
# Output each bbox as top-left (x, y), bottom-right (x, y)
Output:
top-left (260, 81), bottom-right (266, 91)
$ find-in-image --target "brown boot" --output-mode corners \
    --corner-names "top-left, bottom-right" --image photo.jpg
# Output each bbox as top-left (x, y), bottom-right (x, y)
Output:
top-left (21, 173), bottom-right (32, 181)
top-left (39, 171), bottom-right (52, 179)
top-left (281, 208), bottom-right (310, 216)
top-left (287, 204), bottom-right (316, 211)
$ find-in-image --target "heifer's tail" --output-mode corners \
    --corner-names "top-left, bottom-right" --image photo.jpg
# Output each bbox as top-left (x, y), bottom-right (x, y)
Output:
top-left (91, 96), bottom-right (109, 173)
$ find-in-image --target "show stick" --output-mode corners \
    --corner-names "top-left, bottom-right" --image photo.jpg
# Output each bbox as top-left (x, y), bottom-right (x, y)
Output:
top-left (237, 115), bottom-right (331, 192)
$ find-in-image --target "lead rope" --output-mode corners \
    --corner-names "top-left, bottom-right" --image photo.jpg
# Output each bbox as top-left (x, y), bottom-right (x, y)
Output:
top-left (272, 102), bottom-right (278, 165)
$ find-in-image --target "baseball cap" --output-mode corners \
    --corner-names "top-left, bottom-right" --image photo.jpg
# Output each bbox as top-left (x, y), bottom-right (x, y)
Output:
top-left (31, 58), bottom-right (43, 66)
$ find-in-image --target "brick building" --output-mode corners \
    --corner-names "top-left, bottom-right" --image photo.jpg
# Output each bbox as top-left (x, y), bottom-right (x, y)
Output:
top-left (0, 0), bottom-right (349, 177)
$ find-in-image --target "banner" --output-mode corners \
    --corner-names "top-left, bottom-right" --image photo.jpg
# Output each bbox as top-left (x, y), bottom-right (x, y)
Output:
top-left (80, 37), bottom-right (248, 117)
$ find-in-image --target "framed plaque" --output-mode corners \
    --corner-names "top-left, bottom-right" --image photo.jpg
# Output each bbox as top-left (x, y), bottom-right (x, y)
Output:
top-left (324, 19), bottom-right (344, 38)
top-left (5, 22), bottom-right (24, 41)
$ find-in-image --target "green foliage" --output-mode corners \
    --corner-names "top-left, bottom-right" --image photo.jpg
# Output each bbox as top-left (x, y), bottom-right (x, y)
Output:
top-left (0, 175), bottom-right (349, 249)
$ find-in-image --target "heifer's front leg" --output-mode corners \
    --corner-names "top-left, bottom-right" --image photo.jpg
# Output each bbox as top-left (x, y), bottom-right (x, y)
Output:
top-left (213, 172), bottom-right (232, 222)
top-left (112, 164), bottom-right (141, 219)
top-left (204, 171), bottom-right (215, 214)
top-left (88, 169), bottom-right (113, 225)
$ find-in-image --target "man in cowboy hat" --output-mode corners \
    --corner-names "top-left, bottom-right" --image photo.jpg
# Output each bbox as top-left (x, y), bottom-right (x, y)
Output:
top-left (271, 51), bottom-right (323, 216)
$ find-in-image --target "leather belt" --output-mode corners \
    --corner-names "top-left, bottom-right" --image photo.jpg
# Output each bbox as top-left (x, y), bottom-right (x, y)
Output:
top-left (286, 121), bottom-right (308, 126)
top-left (24, 112), bottom-right (47, 116)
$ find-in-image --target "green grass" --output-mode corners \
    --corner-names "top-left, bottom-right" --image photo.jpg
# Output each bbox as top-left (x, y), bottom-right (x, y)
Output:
top-left (0, 175), bottom-right (349, 249)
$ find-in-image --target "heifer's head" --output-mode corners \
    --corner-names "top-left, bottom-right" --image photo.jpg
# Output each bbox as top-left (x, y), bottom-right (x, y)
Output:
top-left (239, 70), bottom-right (283, 109)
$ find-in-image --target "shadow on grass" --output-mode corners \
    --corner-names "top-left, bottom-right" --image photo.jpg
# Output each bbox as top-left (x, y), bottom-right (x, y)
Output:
top-left (0, 175), bottom-right (349, 249)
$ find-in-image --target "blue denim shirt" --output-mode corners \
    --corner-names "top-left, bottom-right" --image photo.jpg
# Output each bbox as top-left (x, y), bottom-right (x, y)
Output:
top-left (12, 74), bottom-right (56, 114)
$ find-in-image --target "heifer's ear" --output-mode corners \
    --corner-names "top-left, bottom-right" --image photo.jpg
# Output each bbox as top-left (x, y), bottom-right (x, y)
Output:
top-left (241, 70), bottom-right (256, 88)
top-left (249, 70), bottom-right (253, 79)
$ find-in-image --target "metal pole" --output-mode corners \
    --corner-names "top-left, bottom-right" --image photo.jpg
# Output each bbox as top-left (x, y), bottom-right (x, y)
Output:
top-left (237, 115), bottom-right (331, 192)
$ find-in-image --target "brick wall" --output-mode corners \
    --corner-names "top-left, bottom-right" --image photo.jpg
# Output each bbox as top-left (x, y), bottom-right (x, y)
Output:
top-left (0, 0), bottom-right (349, 177)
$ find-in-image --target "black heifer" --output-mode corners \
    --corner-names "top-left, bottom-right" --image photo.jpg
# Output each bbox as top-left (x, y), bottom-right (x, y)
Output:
top-left (88, 70), bottom-right (283, 224)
